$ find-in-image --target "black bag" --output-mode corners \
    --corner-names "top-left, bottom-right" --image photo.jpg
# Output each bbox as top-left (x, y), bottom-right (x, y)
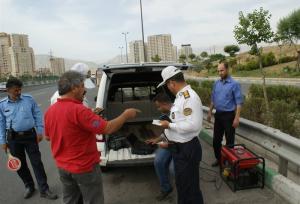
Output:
top-left (127, 134), bottom-right (157, 155)
top-left (108, 134), bottom-right (130, 151)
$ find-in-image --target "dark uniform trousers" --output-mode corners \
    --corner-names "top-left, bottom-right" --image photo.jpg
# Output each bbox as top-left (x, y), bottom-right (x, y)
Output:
top-left (172, 137), bottom-right (204, 204)
top-left (213, 111), bottom-right (235, 160)
top-left (7, 131), bottom-right (49, 192)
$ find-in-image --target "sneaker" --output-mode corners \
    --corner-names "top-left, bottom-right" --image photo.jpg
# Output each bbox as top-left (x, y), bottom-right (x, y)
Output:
top-left (40, 189), bottom-right (58, 200)
top-left (156, 189), bottom-right (173, 201)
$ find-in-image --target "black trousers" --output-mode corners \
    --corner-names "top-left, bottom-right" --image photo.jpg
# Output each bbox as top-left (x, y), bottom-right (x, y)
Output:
top-left (172, 137), bottom-right (204, 204)
top-left (7, 134), bottom-right (49, 192)
top-left (213, 111), bottom-right (235, 160)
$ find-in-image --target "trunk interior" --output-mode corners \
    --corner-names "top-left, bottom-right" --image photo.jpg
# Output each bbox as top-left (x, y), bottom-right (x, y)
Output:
top-left (103, 71), bottom-right (163, 159)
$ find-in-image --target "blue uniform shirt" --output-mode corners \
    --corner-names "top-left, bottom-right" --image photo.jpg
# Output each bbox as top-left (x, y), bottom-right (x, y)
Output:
top-left (0, 94), bottom-right (44, 144)
top-left (211, 76), bottom-right (243, 112)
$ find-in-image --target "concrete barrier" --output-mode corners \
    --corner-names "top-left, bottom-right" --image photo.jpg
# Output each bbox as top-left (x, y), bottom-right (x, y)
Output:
top-left (199, 129), bottom-right (300, 204)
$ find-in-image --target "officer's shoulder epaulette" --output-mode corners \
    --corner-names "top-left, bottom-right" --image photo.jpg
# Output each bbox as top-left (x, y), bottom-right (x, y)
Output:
top-left (183, 90), bottom-right (190, 99)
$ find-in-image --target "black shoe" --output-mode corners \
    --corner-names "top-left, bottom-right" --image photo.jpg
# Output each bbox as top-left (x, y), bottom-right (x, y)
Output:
top-left (24, 187), bottom-right (35, 199)
top-left (211, 160), bottom-right (219, 167)
top-left (156, 189), bottom-right (172, 201)
top-left (40, 189), bottom-right (58, 200)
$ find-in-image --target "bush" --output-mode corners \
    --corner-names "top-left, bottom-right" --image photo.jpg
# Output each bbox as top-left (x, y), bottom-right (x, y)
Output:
top-left (248, 84), bottom-right (300, 110)
top-left (278, 56), bottom-right (297, 63)
top-left (244, 60), bottom-right (259, 71)
top-left (194, 86), bottom-right (212, 106)
top-left (200, 80), bottom-right (214, 89)
top-left (241, 97), bottom-right (266, 124)
top-left (262, 52), bottom-right (277, 67)
top-left (209, 53), bottom-right (226, 62)
top-left (186, 79), bottom-right (200, 89)
top-left (270, 100), bottom-right (299, 137)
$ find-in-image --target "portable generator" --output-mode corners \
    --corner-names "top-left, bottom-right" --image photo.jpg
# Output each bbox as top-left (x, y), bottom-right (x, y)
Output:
top-left (220, 144), bottom-right (265, 192)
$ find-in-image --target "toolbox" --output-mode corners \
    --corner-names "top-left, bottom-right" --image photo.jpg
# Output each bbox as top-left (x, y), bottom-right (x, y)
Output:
top-left (220, 144), bottom-right (265, 192)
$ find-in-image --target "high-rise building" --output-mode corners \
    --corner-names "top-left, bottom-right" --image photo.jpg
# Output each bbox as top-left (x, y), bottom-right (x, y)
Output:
top-left (179, 44), bottom-right (193, 58)
top-left (0, 33), bottom-right (35, 77)
top-left (0, 32), bottom-right (12, 76)
top-left (129, 40), bottom-right (146, 63)
top-left (172, 45), bottom-right (178, 63)
top-left (147, 34), bottom-right (175, 62)
top-left (50, 57), bottom-right (65, 76)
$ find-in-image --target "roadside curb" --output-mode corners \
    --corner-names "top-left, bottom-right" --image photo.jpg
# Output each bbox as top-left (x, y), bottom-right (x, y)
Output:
top-left (198, 129), bottom-right (300, 204)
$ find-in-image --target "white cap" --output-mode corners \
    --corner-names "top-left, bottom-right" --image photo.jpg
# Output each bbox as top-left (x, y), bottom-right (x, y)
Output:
top-left (157, 66), bottom-right (182, 88)
top-left (70, 63), bottom-right (95, 89)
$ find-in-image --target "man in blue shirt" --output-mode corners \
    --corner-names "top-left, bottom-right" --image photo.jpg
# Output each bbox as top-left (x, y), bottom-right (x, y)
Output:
top-left (207, 62), bottom-right (243, 167)
top-left (0, 78), bottom-right (57, 200)
top-left (146, 93), bottom-right (174, 201)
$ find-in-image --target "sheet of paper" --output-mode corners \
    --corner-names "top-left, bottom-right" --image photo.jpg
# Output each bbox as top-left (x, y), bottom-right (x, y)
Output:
top-left (152, 120), bottom-right (161, 126)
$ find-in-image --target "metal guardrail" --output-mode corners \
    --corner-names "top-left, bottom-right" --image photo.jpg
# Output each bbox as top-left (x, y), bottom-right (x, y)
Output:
top-left (202, 106), bottom-right (300, 177)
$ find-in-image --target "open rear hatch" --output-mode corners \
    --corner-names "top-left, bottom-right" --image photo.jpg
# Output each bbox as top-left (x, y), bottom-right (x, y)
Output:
top-left (98, 63), bottom-right (189, 166)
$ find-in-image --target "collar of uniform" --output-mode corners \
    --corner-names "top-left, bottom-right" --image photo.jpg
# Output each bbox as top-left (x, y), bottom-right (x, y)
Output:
top-left (176, 85), bottom-right (191, 98)
top-left (7, 94), bottom-right (24, 103)
top-left (220, 76), bottom-right (232, 84)
top-left (57, 98), bottom-right (83, 104)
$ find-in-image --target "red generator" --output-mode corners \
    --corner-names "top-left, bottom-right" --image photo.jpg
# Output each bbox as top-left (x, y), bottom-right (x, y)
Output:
top-left (220, 144), bottom-right (265, 192)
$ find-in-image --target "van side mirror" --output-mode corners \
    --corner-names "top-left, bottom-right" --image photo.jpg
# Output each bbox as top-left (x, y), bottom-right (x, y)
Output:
top-left (94, 96), bottom-right (97, 102)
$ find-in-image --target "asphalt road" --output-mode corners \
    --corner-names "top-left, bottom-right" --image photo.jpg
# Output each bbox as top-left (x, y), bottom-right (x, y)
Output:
top-left (0, 84), bottom-right (286, 204)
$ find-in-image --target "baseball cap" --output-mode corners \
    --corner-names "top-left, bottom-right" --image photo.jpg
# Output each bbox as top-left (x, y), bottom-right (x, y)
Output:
top-left (157, 66), bottom-right (182, 88)
top-left (70, 63), bottom-right (95, 89)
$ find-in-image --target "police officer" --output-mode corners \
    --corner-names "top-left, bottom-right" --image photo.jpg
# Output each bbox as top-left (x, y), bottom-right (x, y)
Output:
top-left (158, 66), bottom-right (204, 204)
top-left (0, 78), bottom-right (57, 200)
top-left (207, 61), bottom-right (243, 167)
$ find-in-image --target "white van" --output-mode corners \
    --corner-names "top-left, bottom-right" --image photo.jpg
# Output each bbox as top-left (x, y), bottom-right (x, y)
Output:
top-left (95, 63), bottom-right (189, 168)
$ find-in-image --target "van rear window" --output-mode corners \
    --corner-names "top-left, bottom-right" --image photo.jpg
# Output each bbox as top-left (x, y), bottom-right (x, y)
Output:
top-left (112, 86), bottom-right (156, 102)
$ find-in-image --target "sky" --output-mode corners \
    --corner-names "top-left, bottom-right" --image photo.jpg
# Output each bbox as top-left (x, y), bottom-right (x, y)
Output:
top-left (0, 0), bottom-right (299, 63)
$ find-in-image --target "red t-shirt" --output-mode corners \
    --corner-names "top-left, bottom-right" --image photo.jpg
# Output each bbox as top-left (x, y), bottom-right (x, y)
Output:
top-left (44, 98), bottom-right (107, 174)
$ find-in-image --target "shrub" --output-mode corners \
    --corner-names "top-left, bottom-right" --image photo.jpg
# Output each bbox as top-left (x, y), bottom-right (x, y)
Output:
top-left (270, 100), bottom-right (299, 137)
top-left (194, 86), bottom-right (212, 106)
top-left (200, 80), bottom-right (214, 89)
top-left (244, 60), bottom-right (259, 71)
top-left (241, 97), bottom-right (266, 124)
top-left (278, 56), bottom-right (297, 63)
top-left (186, 79), bottom-right (200, 89)
top-left (262, 52), bottom-right (277, 67)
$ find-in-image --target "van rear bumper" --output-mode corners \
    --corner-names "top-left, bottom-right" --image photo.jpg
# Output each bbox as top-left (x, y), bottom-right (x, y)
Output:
top-left (102, 157), bottom-right (154, 167)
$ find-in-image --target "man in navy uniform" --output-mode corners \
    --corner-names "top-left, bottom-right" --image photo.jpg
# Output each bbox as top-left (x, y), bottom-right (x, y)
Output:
top-left (207, 61), bottom-right (243, 167)
top-left (0, 78), bottom-right (57, 200)
top-left (158, 66), bottom-right (204, 204)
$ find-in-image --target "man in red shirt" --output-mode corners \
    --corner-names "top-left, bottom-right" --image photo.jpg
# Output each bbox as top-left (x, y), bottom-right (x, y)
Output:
top-left (44, 71), bottom-right (139, 204)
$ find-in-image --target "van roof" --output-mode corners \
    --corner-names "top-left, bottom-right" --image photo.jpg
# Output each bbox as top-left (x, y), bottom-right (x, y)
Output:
top-left (99, 62), bottom-right (191, 73)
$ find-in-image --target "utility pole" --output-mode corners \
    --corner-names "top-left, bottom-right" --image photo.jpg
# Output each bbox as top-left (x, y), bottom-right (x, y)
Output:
top-left (119, 46), bottom-right (124, 63)
top-left (139, 0), bottom-right (146, 62)
top-left (122, 32), bottom-right (129, 63)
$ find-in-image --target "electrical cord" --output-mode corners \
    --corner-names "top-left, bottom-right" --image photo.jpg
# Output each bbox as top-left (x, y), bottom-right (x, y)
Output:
top-left (199, 161), bottom-right (223, 190)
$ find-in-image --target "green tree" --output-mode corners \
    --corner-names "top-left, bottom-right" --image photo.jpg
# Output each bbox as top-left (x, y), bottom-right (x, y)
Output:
top-left (179, 54), bottom-right (187, 63)
top-left (209, 53), bottom-right (226, 62)
top-left (151, 54), bottom-right (161, 62)
top-left (277, 9), bottom-right (300, 71)
top-left (203, 59), bottom-right (213, 73)
top-left (234, 7), bottom-right (274, 116)
top-left (188, 53), bottom-right (196, 62)
top-left (224, 45), bottom-right (240, 57)
top-left (200, 51), bottom-right (208, 58)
